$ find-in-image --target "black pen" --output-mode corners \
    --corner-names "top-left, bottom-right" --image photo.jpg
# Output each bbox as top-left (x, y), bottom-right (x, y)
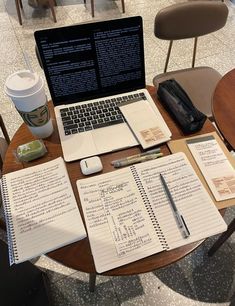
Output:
top-left (160, 174), bottom-right (190, 239)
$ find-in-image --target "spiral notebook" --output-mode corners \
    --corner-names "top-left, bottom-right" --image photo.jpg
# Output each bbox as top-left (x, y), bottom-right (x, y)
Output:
top-left (0, 157), bottom-right (87, 265)
top-left (77, 152), bottom-right (227, 273)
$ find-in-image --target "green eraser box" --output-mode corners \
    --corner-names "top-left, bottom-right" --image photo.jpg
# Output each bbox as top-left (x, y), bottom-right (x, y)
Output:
top-left (16, 140), bottom-right (47, 162)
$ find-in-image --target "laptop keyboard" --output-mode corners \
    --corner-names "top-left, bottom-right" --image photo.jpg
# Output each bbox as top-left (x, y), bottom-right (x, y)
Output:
top-left (60, 92), bottom-right (147, 135)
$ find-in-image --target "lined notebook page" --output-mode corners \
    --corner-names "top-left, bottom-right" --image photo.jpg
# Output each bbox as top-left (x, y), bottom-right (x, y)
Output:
top-left (77, 168), bottom-right (163, 273)
top-left (77, 153), bottom-right (227, 273)
top-left (135, 153), bottom-right (227, 249)
top-left (2, 157), bottom-right (86, 265)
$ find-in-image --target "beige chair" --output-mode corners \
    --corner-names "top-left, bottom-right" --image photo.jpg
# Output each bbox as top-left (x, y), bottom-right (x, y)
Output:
top-left (15, 0), bottom-right (57, 25)
top-left (153, 1), bottom-right (228, 118)
top-left (85, 0), bottom-right (125, 17)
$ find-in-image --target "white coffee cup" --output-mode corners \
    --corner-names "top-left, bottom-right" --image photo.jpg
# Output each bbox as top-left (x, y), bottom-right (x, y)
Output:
top-left (4, 70), bottom-right (54, 139)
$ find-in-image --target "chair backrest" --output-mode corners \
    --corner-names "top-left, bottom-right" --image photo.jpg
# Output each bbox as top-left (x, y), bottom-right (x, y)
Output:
top-left (154, 1), bottom-right (228, 40)
top-left (154, 1), bottom-right (228, 72)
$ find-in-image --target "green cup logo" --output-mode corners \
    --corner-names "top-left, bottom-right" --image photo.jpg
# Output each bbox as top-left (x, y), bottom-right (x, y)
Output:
top-left (18, 104), bottom-right (50, 127)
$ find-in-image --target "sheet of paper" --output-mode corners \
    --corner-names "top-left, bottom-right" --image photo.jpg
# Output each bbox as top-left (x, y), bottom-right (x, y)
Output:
top-left (77, 169), bottom-right (163, 273)
top-left (119, 99), bottom-right (171, 149)
top-left (102, 179), bottom-right (153, 257)
top-left (134, 153), bottom-right (227, 249)
top-left (187, 135), bottom-right (235, 201)
top-left (77, 152), bottom-right (227, 273)
top-left (1, 157), bottom-right (87, 265)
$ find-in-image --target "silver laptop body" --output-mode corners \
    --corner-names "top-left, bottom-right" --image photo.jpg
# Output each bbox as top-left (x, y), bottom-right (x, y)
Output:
top-left (35, 17), bottom-right (161, 161)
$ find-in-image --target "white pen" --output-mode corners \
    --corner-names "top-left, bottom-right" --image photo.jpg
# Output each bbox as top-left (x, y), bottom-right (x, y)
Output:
top-left (160, 174), bottom-right (190, 239)
top-left (113, 152), bottom-right (163, 168)
top-left (111, 148), bottom-right (161, 165)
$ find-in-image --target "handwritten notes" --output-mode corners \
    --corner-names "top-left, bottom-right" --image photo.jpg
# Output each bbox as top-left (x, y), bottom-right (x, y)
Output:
top-left (1, 157), bottom-right (86, 265)
top-left (187, 135), bottom-right (235, 201)
top-left (100, 174), bottom-right (154, 257)
top-left (77, 169), bottom-right (161, 273)
top-left (77, 153), bottom-right (227, 273)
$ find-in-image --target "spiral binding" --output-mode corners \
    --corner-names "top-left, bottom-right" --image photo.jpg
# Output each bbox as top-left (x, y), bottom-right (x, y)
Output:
top-left (0, 176), bottom-right (18, 264)
top-left (130, 165), bottom-right (169, 250)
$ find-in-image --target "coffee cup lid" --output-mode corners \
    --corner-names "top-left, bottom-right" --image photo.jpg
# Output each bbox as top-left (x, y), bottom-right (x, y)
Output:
top-left (5, 70), bottom-right (41, 97)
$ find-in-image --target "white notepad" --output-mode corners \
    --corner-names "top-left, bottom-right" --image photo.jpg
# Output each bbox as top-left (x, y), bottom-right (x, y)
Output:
top-left (119, 99), bottom-right (172, 149)
top-left (1, 157), bottom-right (87, 265)
top-left (77, 152), bottom-right (227, 273)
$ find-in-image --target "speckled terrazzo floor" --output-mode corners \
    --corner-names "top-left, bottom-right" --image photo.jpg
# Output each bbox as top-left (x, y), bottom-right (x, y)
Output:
top-left (0, 0), bottom-right (235, 305)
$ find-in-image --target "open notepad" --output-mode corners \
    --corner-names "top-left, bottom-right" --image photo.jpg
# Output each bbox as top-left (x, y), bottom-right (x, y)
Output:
top-left (1, 157), bottom-right (86, 265)
top-left (119, 99), bottom-right (171, 149)
top-left (77, 152), bottom-right (227, 273)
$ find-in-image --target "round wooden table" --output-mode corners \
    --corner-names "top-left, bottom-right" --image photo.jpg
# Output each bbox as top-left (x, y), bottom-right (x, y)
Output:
top-left (3, 86), bottom-right (216, 291)
top-left (212, 68), bottom-right (235, 150)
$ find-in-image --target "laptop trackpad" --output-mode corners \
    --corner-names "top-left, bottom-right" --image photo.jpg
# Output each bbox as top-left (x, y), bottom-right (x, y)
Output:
top-left (93, 124), bottom-right (138, 153)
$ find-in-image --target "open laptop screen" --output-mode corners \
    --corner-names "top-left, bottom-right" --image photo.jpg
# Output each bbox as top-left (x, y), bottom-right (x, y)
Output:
top-left (34, 16), bottom-right (145, 106)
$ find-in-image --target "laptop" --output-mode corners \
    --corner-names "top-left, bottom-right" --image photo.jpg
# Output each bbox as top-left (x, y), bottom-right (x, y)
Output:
top-left (34, 16), bottom-right (171, 162)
